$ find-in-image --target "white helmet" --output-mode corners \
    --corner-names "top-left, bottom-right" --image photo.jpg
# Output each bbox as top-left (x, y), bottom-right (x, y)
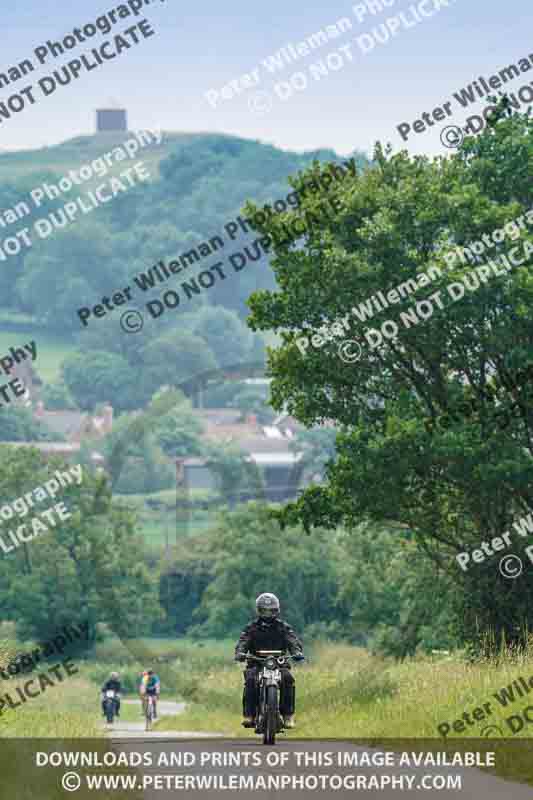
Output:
top-left (256, 593), bottom-right (280, 620)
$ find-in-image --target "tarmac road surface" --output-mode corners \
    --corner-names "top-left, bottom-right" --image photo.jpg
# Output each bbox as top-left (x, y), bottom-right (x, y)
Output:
top-left (105, 699), bottom-right (223, 739)
top-left (108, 722), bottom-right (533, 799)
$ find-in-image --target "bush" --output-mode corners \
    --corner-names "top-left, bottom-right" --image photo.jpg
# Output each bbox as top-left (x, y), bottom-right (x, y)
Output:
top-left (40, 380), bottom-right (78, 410)
top-left (113, 457), bottom-right (175, 494)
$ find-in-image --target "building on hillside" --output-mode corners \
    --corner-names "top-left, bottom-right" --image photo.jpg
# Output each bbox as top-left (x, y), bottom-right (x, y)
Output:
top-left (96, 108), bottom-right (127, 132)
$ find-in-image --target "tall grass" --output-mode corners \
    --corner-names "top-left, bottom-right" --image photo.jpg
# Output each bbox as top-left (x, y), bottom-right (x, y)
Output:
top-left (155, 639), bottom-right (533, 741)
top-left (0, 668), bottom-right (101, 738)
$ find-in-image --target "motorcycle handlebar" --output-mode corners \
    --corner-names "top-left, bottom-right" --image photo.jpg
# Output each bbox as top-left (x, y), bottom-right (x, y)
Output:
top-left (237, 653), bottom-right (304, 664)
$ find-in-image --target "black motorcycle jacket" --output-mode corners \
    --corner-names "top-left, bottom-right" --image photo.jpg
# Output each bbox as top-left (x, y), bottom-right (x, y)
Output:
top-left (102, 678), bottom-right (121, 693)
top-left (234, 617), bottom-right (304, 659)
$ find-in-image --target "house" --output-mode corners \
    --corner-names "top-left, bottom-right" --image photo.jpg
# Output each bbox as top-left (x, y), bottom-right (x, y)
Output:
top-left (33, 401), bottom-right (113, 441)
top-left (0, 402), bottom-right (112, 464)
top-left (176, 409), bottom-right (305, 504)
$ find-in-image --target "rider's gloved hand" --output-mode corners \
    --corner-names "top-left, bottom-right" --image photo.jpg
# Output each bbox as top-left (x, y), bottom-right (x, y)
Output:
top-left (292, 653), bottom-right (305, 662)
top-left (235, 653), bottom-right (247, 662)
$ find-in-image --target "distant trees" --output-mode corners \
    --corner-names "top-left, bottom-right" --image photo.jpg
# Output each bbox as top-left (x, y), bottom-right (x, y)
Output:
top-left (0, 447), bottom-right (161, 642)
top-left (289, 427), bottom-right (338, 484)
top-left (100, 389), bottom-right (204, 493)
top-left (6, 134), bottom-right (369, 330)
top-left (185, 503), bottom-right (345, 638)
top-left (139, 331), bottom-right (217, 393)
top-left (233, 385), bottom-right (276, 424)
top-left (160, 505), bottom-right (457, 655)
top-left (190, 307), bottom-right (254, 366)
top-left (40, 380), bottom-right (78, 410)
top-left (61, 351), bottom-right (138, 412)
top-left (0, 407), bottom-right (56, 442)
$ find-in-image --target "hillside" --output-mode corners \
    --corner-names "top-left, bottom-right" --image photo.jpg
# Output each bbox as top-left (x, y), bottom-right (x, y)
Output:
top-left (0, 131), bottom-right (213, 181)
top-left (0, 130), bottom-right (368, 334)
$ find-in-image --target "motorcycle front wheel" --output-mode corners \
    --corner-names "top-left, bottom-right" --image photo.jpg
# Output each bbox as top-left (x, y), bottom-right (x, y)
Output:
top-left (263, 686), bottom-right (278, 745)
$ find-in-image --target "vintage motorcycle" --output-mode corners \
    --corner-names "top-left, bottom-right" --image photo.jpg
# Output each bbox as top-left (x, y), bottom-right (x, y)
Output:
top-left (103, 689), bottom-right (119, 725)
top-left (247, 651), bottom-right (300, 745)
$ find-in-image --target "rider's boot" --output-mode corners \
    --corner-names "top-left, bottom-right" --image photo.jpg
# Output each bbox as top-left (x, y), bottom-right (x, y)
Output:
top-left (242, 716), bottom-right (255, 728)
top-left (283, 715), bottom-right (295, 729)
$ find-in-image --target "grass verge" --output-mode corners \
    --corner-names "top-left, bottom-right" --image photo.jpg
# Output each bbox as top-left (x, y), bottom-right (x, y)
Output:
top-left (154, 641), bottom-right (533, 786)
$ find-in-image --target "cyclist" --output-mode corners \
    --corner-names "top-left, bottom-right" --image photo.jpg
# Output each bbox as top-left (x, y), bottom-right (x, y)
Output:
top-left (140, 668), bottom-right (160, 719)
top-left (139, 670), bottom-right (149, 716)
top-left (234, 593), bottom-right (305, 729)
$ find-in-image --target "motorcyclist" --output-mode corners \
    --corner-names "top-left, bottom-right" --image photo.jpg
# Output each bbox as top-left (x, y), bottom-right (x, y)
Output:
top-left (140, 668), bottom-right (160, 718)
top-left (234, 593), bottom-right (305, 729)
top-left (101, 671), bottom-right (121, 718)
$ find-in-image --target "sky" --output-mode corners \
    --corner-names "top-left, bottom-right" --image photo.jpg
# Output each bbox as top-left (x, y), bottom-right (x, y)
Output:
top-left (0, 0), bottom-right (531, 159)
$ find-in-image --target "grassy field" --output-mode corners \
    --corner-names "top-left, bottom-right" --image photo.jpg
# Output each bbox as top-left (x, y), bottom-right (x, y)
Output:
top-left (7, 634), bottom-right (533, 745)
top-left (154, 640), bottom-right (533, 739)
top-left (114, 490), bottom-right (215, 550)
top-left (153, 640), bottom-right (533, 785)
top-left (0, 634), bottom-right (197, 738)
top-left (2, 636), bottom-right (533, 786)
top-left (0, 664), bottom-right (102, 738)
top-left (0, 663), bottom-right (141, 799)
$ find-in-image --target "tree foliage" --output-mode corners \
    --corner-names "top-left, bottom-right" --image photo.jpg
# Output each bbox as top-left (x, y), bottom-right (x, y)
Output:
top-left (248, 108), bottom-right (533, 649)
top-left (187, 503), bottom-right (345, 638)
top-left (0, 407), bottom-right (56, 442)
top-left (0, 447), bottom-right (161, 641)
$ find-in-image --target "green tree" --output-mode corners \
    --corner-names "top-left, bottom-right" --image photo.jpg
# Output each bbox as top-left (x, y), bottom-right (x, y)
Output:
top-left (289, 426), bottom-right (338, 484)
top-left (159, 535), bottom-right (214, 635)
top-left (191, 307), bottom-right (254, 366)
top-left (233, 385), bottom-right (276, 423)
top-left (248, 108), bottom-right (533, 650)
top-left (101, 411), bottom-right (174, 493)
top-left (0, 448), bottom-right (162, 641)
top-left (103, 389), bottom-right (180, 489)
top-left (61, 351), bottom-right (138, 412)
top-left (40, 380), bottom-right (78, 410)
top-left (0, 407), bottom-right (56, 441)
top-left (189, 503), bottom-right (344, 638)
top-left (152, 396), bottom-right (205, 458)
top-left (336, 522), bottom-right (457, 657)
top-left (204, 442), bottom-right (265, 505)
top-left (139, 331), bottom-right (217, 399)
top-left (16, 221), bottom-right (129, 331)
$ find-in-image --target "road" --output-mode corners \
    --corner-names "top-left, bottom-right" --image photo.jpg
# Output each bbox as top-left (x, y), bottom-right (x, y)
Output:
top-left (105, 699), bottom-right (224, 739)
top-left (106, 705), bottom-right (533, 798)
